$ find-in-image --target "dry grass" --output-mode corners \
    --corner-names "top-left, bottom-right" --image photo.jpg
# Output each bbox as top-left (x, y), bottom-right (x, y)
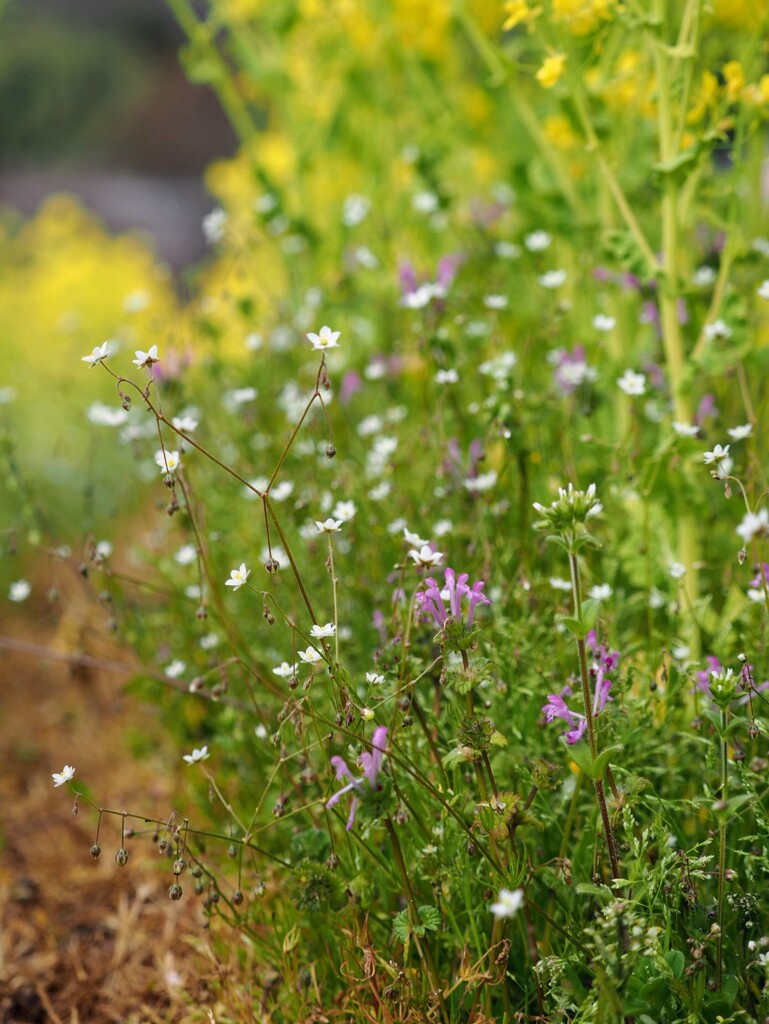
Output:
top-left (0, 609), bottom-right (214, 1024)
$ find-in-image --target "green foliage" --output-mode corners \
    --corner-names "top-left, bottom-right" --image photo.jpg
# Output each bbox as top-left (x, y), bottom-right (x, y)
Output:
top-left (10, 0), bottom-right (769, 1021)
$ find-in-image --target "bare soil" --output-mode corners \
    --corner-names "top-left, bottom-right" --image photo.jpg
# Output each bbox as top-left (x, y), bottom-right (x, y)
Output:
top-left (0, 611), bottom-right (212, 1024)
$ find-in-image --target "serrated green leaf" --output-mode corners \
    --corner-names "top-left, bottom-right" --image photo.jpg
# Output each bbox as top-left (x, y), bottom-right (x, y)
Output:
top-left (393, 909), bottom-right (410, 943)
top-left (490, 731), bottom-right (507, 747)
top-left (416, 905), bottom-right (442, 934)
top-left (576, 882), bottom-right (611, 899)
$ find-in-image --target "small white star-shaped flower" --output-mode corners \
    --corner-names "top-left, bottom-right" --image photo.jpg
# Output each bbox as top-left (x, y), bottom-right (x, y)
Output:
top-left (82, 342), bottom-right (110, 368)
top-left (133, 345), bottom-right (160, 368)
top-left (52, 765), bottom-right (76, 787)
top-left (310, 622), bottom-right (337, 639)
top-left (307, 326), bottom-right (340, 351)
top-left (490, 888), bottom-right (524, 919)
top-left (617, 369), bottom-right (646, 396)
top-left (366, 672), bottom-right (385, 684)
top-left (673, 422), bottom-right (699, 437)
top-left (273, 661), bottom-right (298, 678)
top-left (409, 545), bottom-right (444, 568)
top-left (315, 519), bottom-right (343, 533)
top-left (225, 564), bottom-right (250, 591)
top-left (737, 508), bottom-right (769, 545)
top-left (669, 562), bottom-right (686, 579)
top-left (182, 746), bottom-right (209, 765)
top-left (703, 444), bottom-right (730, 465)
top-left (155, 449), bottom-right (181, 474)
top-left (298, 646), bottom-right (323, 665)
top-left (332, 501), bottom-right (357, 521)
top-left (727, 424), bottom-right (752, 441)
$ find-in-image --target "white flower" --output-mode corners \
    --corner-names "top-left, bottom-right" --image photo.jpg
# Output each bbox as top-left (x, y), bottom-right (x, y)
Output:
top-left (592, 314), bottom-right (616, 332)
top-left (200, 633), bottom-right (220, 650)
top-left (692, 266), bottom-right (716, 287)
top-left (464, 470), bottom-right (498, 493)
top-left (332, 501), bottom-right (357, 521)
top-left (315, 518), bottom-right (343, 533)
top-left (753, 237), bottom-right (769, 257)
top-left (310, 622), bottom-right (337, 639)
top-left (133, 345), bottom-right (160, 368)
top-left (307, 326), bottom-right (340, 351)
top-left (409, 545), bottom-right (443, 568)
top-left (202, 208), bottom-right (227, 244)
top-left (703, 319), bottom-right (731, 342)
top-left (588, 584), bottom-right (613, 600)
top-left (94, 540), bottom-right (112, 560)
top-left (672, 422), bottom-right (699, 437)
top-left (225, 564), bottom-right (250, 591)
top-left (617, 369), bottom-right (646, 396)
top-left (433, 518), bottom-right (453, 537)
top-left (273, 661), bottom-right (298, 678)
top-left (538, 269), bottom-right (567, 289)
top-left (495, 241), bottom-right (521, 259)
top-left (490, 888), bottom-right (524, 919)
top-left (703, 444), bottom-right (730, 466)
top-left (172, 414), bottom-right (199, 433)
top-left (81, 342), bottom-right (110, 368)
top-left (182, 746), bottom-right (209, 765)
top-left (484, 294), bottom-right (508, 309)
top-left (342, 194), bottom-right (371, 227)
top-left (727, 424), bottom-right (752, 441)
top-left (412, 191), bottom-right (439, 213)
top-left (758, 280), bottom-right (769, 300)
top-left (366, 672), bottom-right (385, 684)
top-left (175, 544), bottom-right (197, 565)
top-left (52, 765), bottom-right (76, 787)
top-left (370, 481), bottom-right (391, 500)
top-left (549, 577), bottom-right (573, 592)
top-left (298, 646), bottom-right (323, 665)
top-left (87, 402), bottom-right (129, 427)
top-left (435, 368), bottom-right (459, 384)
top-left (404, 528), bottom-right (430, 548)
top-left (524, 230), bottom-right (551, 252)
top-left (360, 707), bottom-right (375, 721)
top-left (224, 387), bottom-right (258, 407)
top-left (669, 562), bottom-right (687, 580)
top-left (154, 449), bottom-right (181, 474)
top-left (164, 660), bottom-right (186, 678)
top-left (737, 508), bottom-right (769, 545)
top-left (8, 579), bottom-right (31, 602)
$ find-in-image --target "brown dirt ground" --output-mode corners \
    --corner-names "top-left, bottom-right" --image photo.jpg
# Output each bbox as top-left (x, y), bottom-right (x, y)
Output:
top-left (0, 607), bottom-right (216, 1024)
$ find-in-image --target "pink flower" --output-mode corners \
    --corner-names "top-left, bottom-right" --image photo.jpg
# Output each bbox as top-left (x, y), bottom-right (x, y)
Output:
top-left (326, 727), bottom-right (388, 830)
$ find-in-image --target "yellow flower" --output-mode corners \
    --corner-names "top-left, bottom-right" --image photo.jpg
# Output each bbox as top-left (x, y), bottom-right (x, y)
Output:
top-left (501, 0), bottom-right (541, 31)
top-left (553, 0), bottom-right (615, 35)
top-left (687, 69), bottom-right (720, 124)
top-left (723, 60), bottom-right (745, 104)
top-left (542, 114), bottom-right (579, 150)
top-left (535, 52), bottom-right (567, 89)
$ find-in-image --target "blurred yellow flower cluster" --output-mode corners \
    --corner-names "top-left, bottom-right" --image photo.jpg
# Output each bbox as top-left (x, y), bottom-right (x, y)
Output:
top-left (551, 0), bottom-right (615, 36)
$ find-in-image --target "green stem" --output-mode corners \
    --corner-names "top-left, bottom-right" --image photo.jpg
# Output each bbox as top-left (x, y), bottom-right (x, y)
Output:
top-left (385, 818), bottom-right (449, 1024)
top-left (716, 708), bottom-right (728, 989)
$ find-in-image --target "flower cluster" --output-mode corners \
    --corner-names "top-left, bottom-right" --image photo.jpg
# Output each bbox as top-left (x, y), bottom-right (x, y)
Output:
top-left (415, 568), bottom-right (491, 630)
top-left (326, 726), bottom-right (388, 830)
top-left (542, 632), bottom-right (617, 744)
top-left (533, 482), bottom-right (602, 535)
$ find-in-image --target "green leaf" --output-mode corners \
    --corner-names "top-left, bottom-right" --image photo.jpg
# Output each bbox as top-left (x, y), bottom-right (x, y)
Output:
top-left (665, 949), bottom-right (684, 980)
top-left (392, 909), bottom-right (410, 943)
top-left (590, 745), bottom-right (623, 781)
top-left (576, 882), bottom-right (611, 899)
top-left (563, 740), bottom-right (594, 776)
top-left (580, 598), bottom-right (600, 633)
top-left (555, 614), bottom-right (587, 639)
top-left (416, 905), bottom-right (442, 935)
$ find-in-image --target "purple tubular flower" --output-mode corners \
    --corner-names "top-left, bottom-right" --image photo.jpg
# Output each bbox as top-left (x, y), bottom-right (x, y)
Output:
top-left (414, 568), bottom-right (491, 630)
top-left (541, 689), bottom-right (587, 744)
top-left (326, 727), bottom-right (388, 831)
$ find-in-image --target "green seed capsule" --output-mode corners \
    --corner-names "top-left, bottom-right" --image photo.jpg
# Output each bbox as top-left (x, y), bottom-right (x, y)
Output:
top-left (115, 848), bottom-right (129, 867)
top-left (173, 858), bottom-right (187, 875)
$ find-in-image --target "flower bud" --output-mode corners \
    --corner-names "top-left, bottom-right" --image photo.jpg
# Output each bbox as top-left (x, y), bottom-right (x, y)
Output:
top-left (173, 858), bottom-right (187, 875)
top-left (169, 883), bottom-right (183, 901)
top-left (90, 844), bottom-right (102, 859)
top-left (325, 445), bottom-right (337, 459)
top-left (115, 848), bottom-right (129, 867)
top-left (232, 890), bottom-right (244, 905)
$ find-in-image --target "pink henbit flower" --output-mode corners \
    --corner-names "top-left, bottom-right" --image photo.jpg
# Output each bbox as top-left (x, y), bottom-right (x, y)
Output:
top-left (542, 634), bottom-right (616, 744)
top-left (326, 726), bottom-right (388, 831)
top-left (415, 568), bottom-right (491, 629)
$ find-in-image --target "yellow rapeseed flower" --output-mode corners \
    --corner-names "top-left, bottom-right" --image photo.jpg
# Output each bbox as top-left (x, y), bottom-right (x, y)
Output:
top-left (542, 114), bottom-right (579, 150)
top-left (687, 69), bottom-right (720, 124)
top-left (501, 0), bottom-right (542, 31)
top-left (535, 52), bottom-right (567, 89)
top-left (553, 0), bottom-right (614, 35)
top-left (723, 60), bottom-right (745, 104)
